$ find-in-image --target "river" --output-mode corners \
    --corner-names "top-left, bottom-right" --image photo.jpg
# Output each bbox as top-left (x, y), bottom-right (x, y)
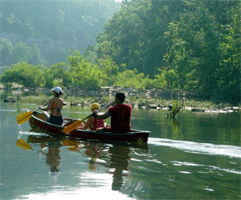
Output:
top-left (0, 102), bottom-right (240, 200)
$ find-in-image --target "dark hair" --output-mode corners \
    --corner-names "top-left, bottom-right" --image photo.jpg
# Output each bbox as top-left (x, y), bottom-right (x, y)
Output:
top-left (54, 91), bottom-right (62, 97)
top-left (116, 93), bottom-right (125, 103)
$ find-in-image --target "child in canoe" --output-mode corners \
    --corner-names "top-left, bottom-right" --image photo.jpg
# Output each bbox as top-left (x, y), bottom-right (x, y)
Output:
top-left (80, 103), bottom-right (106, 131)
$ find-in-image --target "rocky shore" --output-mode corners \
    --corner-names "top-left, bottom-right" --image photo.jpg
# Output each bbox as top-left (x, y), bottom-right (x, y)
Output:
top-left (2, 86), bottom-right (240, 115)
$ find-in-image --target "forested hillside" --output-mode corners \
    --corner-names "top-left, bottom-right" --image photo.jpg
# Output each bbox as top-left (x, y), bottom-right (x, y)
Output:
top-left (0, 0), bottom-right (120, 66)
top-left (1, 0), bottom-right (240, 105)
top-left (94, 0), bottom-right (240, 103)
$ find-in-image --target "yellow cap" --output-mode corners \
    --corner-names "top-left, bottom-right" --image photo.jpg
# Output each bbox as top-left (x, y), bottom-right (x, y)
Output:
top-left (91, 103), bottom-right (99, 111)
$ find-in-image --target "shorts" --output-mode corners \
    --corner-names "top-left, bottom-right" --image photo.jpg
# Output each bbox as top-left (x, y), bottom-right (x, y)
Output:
top-left (47, 115), bottom-right (63, 126)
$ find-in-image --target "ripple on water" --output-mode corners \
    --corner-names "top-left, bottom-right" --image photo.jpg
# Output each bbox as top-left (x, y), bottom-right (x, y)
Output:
top-left (148, 138), bottom-right (241, 159)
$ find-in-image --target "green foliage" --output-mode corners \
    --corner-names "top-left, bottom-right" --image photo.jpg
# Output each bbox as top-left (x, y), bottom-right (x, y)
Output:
top-left (161, 0), bottom-right (239, 104)
top-left (216, 2), bottom-right (241, 105)
top-left (97, 0), bottom-right (154, 75)
top-left (83, 45), bottom-right (98, 64)
top-left (0, 38), bottom-right (14, 66)
top-left (1, 0), bottom-right (120, 67)
top-left (97, 55), bottom-right (119, 86)
top-left (29, 44), bottom-right (46, 66)
top-left (0, 0), bottom-right (239, 105)
top-left (171, 101), bottom-right (180, 112)
top-left (0, 50), bottom-right (154, 90)
top-left (155, 68), bottom-right (179, 89)
top-left (115, 69), bottom-right (153, 89)
top-left (0, 38), bottom-right (45, 66)
top-left (67, 50), bottom-right (84, 69)
top-left (44, 62), bottom-right (70, 88)
top-left (1, 62), bottom-right (44, 88)
top-left (94, 0), bottom-right (239, 104)
top-left (68, 50), bottom-right (106, 89)
top-left (164, 2), bottom-right (221, 94)
top-left (12, 42), bottom-right (32, 63)
top-left (71, 62), bottom-right (106, 89)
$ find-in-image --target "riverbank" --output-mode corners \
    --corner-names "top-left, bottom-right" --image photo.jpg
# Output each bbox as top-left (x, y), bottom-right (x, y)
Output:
top-left (1, 90), bottom-right (240, 114)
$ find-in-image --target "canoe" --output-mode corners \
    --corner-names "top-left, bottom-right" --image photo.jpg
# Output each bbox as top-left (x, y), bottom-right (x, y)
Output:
top-left (29, 112), bottom-right (151, 145)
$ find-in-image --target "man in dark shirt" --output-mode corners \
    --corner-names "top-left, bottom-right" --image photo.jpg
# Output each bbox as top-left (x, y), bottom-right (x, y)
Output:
top-left (93, 93), bottom-right (132, 133)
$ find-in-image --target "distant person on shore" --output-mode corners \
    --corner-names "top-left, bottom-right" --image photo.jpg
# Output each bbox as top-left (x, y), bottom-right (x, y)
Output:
top-left (93, 93), bottom-right (132, 133)
top-left (80, 103), bottom-right (106, 131)
top-left (39, 86), bottom-right (64, 126)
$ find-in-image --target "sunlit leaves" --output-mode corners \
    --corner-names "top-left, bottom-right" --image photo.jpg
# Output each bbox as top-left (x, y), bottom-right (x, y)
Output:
top-left (67, 50), bottom-right (106, 89)
top-left (45, 62), bottom-right (70, 88)
top-left (115, 69), bottom-right (153, 89)
top-left (1, 62), bottom-right (44, 88)
top-left (155, 68), bottom-right (179, 89)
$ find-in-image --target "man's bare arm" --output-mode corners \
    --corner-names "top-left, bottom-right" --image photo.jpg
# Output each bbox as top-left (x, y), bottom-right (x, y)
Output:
top-left (96, 110), bottom-right (110, 119)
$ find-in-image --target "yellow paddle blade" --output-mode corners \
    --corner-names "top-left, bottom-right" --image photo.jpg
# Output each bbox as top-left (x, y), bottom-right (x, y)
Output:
top-left (17, 111), bottom-right (33, 124)
top-left (62, 140), bottom-right (78, 146)
top-left (68, 147), bottom-right (79, 152)
top-left (62, 120), bottom-right (84, 134)
top-left (16, 139), bottom-right (32, 150)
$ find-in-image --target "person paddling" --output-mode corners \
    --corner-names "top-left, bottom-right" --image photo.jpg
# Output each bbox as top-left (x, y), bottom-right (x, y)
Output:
top-left (80, 103), bottom-right (106, 131)
top-left (39, 86), bottom-right (64, 126)
top-left (93, 93), bottom-right (132, 133)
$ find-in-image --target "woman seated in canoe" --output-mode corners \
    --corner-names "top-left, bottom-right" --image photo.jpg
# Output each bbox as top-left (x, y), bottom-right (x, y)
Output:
top-left (39, 86), bottom-right (64, 126)
top-left (79, 103), bottom-right (106, 131)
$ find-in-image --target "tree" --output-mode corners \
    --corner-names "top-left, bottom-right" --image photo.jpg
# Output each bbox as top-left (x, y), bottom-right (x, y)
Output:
top-left (12, 41), bottom-right (32, 64)
top-left (1, 0), bottom-right (120, 66)
top-left (97, 55), bottom-right (119, 86)
top-left (97, 0), bottom-right (153, 75)
top-left (115, 69), bottom-right (152, 89)
top-left (1, 62), bottom-right (44, 88)
top-left (0, 38), bottom-right (13, 66)
top-left (216, 2), bottom-right (241, 105)
top-left (164, 1), bottom-right (222, 96)
top-left (155, 68), bottom-right (179, 89)
top-left (28, 44), bottom-right (46, 66)
top-left (44, 62), bottom-right (70, 88)
top-left (68, 50), bottom-right (106, 89)
top-left (96, 0), bottom-right (186, 78)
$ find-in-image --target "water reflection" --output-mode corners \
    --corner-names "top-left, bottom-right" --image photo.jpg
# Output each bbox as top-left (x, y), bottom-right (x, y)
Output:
top-left (18, 134), bottom-right (63, 174)
top-left (66, 140), bottom-right (105, 171)
top-left (83, 142), bottom-right (103, 171)
top-left (170, 118), bottom-right (180, 130)
top-left (68, 140), bottom-right (131, 191)
top-left (16, 132), bottom-right (136, 192)
top-left (108, 145), bottom-right (130, 191)
top-left (44, 141), bottom-right (62, 173)
top-left (3, 103), bottom-right (240, 200)
top-left (16, 138), bottom-right (32, 150)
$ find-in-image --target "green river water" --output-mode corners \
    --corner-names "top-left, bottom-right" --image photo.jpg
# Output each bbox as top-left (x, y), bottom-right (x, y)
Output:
top-left (0, 102), bottom-right (240, 200)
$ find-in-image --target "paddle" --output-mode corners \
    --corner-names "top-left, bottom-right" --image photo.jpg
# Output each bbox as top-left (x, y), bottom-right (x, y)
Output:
top-left (17, 102), bottom-right (48, 125)
top-left (16, 139), bottom-right (32, 150)
top-left (62, 114), bottom-right (93, 134)
top-left (62, 101), bottom-right (113, 134)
